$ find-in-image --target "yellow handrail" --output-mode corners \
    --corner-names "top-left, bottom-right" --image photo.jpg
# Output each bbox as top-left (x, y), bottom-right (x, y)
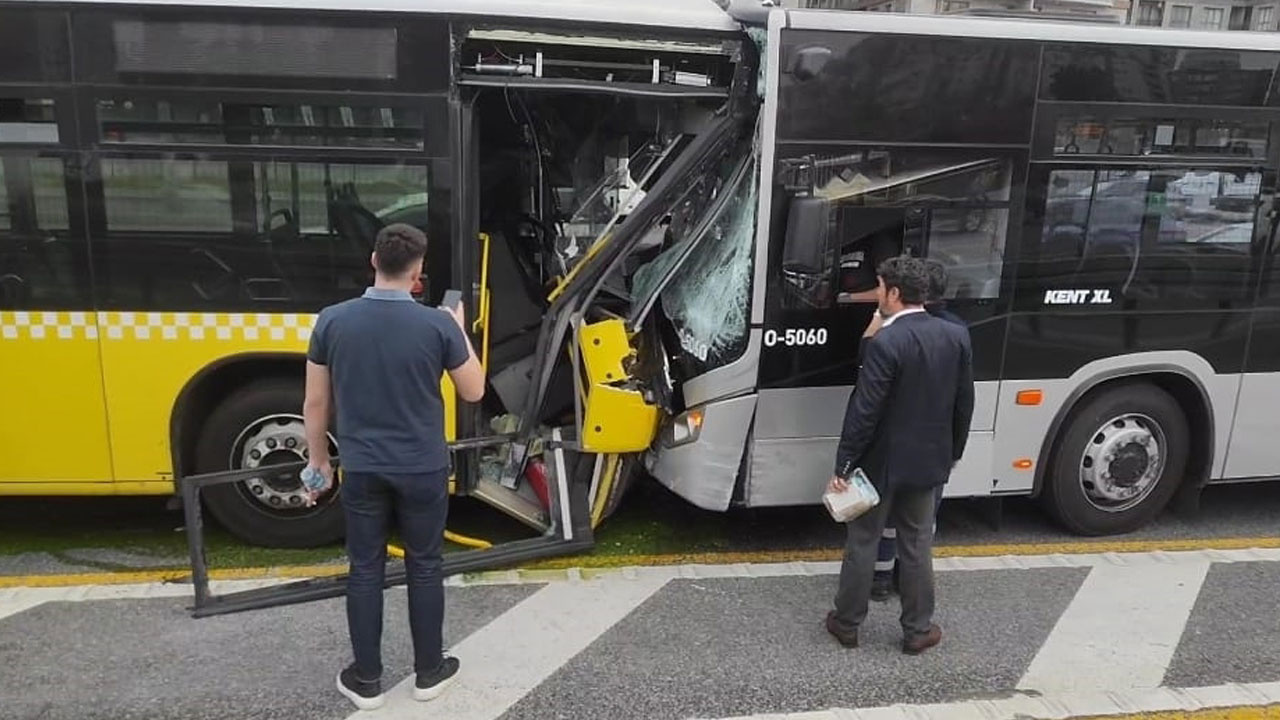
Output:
top-left (473, 233), bottom-right (492, 371)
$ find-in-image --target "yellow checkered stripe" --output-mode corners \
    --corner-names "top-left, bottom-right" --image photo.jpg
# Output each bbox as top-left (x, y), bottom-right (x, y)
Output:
top-left (0, 311), bottom-right (318, 342)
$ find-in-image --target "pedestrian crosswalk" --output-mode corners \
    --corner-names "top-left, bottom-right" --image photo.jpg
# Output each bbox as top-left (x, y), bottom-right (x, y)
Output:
top-left (1016, 559), bottom-right (1210, 694)
top-left (0, 548), bottom-right (1277, 720)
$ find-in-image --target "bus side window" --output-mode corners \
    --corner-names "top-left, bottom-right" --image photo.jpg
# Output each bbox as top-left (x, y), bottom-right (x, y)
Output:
top-left (0, 94), bottom-right (81, 310)
top-left (1039, 167), bottom-right (1259, 305)
top-left (0, 154), bottom-right (79, 309)
top-left (95, 157), bottom-right (432, 310)
top-left (925, 207), bottom-right (1008, 300)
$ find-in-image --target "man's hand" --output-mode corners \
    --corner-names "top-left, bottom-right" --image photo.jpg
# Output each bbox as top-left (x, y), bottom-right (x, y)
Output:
top-left (827, 475), bottom-right (849, 494)
top-left (301, 461), bottom-right (334, 507)
top-left (862, 310), bottom-right (884, 339)
top-left (445, 300), bottom-right (466, 331)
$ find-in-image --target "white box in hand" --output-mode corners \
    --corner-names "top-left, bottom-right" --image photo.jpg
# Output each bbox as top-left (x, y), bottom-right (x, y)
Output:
top-left (823, 468), bottom-right (881, 523)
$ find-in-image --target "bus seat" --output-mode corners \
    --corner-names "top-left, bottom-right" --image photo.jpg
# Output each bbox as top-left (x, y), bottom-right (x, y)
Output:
top-left (330, 199), bottom-right (384, 255)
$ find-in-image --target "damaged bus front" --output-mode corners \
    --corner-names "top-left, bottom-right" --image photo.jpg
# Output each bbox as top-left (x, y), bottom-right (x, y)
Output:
top-left (173, 0), bottom-right (771, 614)
top-left (451, 12), bottom-right (767, 535)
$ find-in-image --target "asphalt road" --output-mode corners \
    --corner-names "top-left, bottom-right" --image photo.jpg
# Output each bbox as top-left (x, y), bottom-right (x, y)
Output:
top-left (1, 478), bottom-right (1279, 577)
top-left (2, 479), bottom-right (1279, 719)
top-left (2, 548), bottom-right (1278, 720)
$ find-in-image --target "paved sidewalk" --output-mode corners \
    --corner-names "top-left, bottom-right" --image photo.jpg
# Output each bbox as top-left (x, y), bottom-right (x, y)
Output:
top-left (1, 549), bottom-right (1279, 720)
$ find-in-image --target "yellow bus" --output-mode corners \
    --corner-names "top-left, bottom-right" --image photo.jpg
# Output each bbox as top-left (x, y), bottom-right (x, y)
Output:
top-left (2, 0), bottom-right (747, 546)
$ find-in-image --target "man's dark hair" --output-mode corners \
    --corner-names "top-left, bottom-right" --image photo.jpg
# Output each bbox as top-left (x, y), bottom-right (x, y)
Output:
top-left (373, 223), bottom-right (428, 277)
top-left (924, 259), bottom-right (949, 304)
top-left (876, 255), bottom-right (930, 306)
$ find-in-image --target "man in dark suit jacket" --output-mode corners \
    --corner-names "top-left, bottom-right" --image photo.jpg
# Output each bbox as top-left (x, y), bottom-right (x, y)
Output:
top-left (869, 259), bottom-right (968, 601)
top-left (825, 255), bottom-right (975, 655)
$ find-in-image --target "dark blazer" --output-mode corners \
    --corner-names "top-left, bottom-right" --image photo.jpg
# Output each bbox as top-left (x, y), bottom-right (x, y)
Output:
top-left (836, 310), bottom-right (975, 491)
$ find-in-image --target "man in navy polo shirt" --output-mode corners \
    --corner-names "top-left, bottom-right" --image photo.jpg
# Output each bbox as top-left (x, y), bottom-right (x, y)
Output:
top-left (302, 223), bottom-right (485, 711)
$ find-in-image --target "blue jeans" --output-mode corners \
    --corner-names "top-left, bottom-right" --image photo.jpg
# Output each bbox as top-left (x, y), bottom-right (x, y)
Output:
top-left (342, 469), bottom-right (449, 681)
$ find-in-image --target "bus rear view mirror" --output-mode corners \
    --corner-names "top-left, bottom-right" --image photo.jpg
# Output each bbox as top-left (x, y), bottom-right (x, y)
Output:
top-left (783, 196), bottom-right (832, 274)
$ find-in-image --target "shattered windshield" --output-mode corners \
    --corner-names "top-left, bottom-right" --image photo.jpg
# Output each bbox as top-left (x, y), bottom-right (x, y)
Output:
top-left (630, 133), bottom-right (750, 303)
top-left (632, 148), bottom-right (757, 372)
top-left (660, 161), bottom-right (756, 370)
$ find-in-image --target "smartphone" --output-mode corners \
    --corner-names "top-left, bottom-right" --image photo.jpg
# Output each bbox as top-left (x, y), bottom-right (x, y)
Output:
top-left (440, 289), bottom-right (463, 311)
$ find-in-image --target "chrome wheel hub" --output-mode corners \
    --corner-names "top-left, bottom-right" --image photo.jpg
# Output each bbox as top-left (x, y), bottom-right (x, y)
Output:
top-left (231, 414), bottom-right (328, 511)
top-left (1079, 413), bottom-right (1166, 513)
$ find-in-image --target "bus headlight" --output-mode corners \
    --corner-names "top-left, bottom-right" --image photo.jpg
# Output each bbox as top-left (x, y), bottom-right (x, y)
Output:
top-left (663, 408), bottom-right (705, 448)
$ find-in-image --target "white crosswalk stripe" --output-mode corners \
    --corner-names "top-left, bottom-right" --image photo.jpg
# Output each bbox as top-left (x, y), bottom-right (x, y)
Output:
top-left (351, 574), bottom-right (671, 720)
top-left (1017, 559), bottom-right (1211, 694)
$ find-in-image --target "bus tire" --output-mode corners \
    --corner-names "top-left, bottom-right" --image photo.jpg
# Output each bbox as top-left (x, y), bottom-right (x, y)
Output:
top-left (599, 455), bottom-right (642, 522)
top-left (195, 379), bottom-right (345, 548)
top-left (1044, 382), bottom-right (1189, 536)
top-left (574, 453), bottom-right (641, 527)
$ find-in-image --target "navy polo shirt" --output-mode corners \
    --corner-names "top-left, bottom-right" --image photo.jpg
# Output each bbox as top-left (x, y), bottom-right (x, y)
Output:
top-left (307, 287), bottom-right (470, 474)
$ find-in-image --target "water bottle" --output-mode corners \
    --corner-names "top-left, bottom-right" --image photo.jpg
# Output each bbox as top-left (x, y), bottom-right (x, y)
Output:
top-left (300, 465), bottom-right (329, 493)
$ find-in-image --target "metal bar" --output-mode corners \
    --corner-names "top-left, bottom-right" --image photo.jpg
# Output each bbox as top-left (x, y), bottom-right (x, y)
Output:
top-left (190, 535), bottom-right (593, 618)
top-left (457, 75), bottom-right (729, 99)
top-left (182, 430), bottom-right (594, 617)
top-left (181, 473), bottom-right (210, 610)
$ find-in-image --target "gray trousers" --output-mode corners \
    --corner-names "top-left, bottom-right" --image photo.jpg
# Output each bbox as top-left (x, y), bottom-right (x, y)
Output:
top-left (832, 484), bottom-right (938, 637)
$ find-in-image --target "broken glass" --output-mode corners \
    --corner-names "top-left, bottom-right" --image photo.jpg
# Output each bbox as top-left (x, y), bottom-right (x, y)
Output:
top-left (632, 155), bottom-right (757, 371)
top-left (661, 167), bottom-right (756, 368)
top-left (629, 137), bottom-right (747, 305)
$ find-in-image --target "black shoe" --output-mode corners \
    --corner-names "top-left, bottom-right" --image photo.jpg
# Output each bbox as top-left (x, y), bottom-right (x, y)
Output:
top-left (414, 656), bottom-right (460, 702)
top-left (871, 573), bottom-right (894, 602)
top-left (336, 665), bottom-right (384, 711)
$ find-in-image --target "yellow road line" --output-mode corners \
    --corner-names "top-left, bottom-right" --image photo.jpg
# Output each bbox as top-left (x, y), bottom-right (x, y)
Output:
top-left (1, 535), bottom-right (1278, 589)
top-left (0, 563), bottom-right (344, 589)
top-left (1073, 706), bottom-right (1280, 719)
top-left (523, 535), bottom-right (1280, 570)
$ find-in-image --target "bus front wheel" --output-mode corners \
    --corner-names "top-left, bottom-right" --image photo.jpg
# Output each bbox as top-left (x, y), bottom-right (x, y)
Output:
top-left (1044, 382), bottom-right (1189, 536)
top-left (195, 379), bottom-right (345, 548)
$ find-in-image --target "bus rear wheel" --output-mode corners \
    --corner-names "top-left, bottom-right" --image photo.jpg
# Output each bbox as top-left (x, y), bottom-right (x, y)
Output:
top-left (195, 379), bottom-right (345, 548)
top-left (1044, 382), bottom-right (1189, 536)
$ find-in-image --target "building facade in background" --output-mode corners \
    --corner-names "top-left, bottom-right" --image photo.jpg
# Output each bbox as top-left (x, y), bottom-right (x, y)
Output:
top-left (782, 0), bottom-right (1279, 30)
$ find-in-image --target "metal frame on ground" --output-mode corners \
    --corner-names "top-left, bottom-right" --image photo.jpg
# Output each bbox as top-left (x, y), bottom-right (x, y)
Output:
top-left (179, 430), bottom-right (594, 617)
